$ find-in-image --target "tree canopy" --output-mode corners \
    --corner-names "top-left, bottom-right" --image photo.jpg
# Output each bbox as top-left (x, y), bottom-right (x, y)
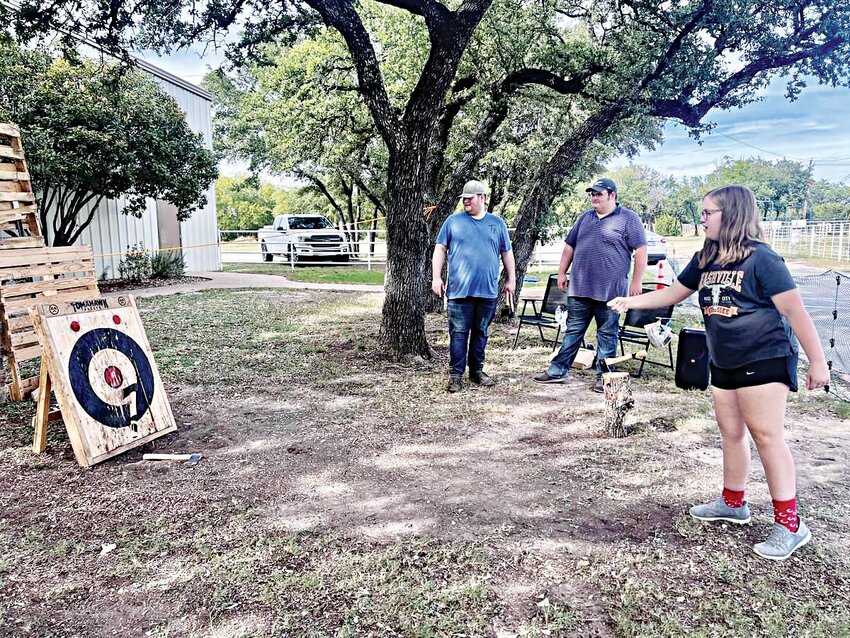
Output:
top-left (0, 37), bottom-right (218, 246)
top-left (11, 0), bottom-right (850, 356)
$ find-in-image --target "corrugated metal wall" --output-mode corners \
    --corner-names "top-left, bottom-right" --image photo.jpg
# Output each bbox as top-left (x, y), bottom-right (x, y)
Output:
top-left (154, 79), bottom-right (221, 272)
top-left (75, 197), bottom-right (160, 278)
top-left (60, 65), bottom-right (221, 275)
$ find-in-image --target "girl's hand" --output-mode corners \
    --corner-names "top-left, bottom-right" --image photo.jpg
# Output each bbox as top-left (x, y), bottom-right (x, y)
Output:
top-left (608, 297), bottom-right (630, 314)
top-left (806, 360), bottom-right (831, 390)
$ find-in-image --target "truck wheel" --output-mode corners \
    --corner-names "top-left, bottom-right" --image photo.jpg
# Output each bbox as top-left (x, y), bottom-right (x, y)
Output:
top-left (335, 254), bottom-right (350, 263)
top-left (261, 242), bottom-right (272, 262)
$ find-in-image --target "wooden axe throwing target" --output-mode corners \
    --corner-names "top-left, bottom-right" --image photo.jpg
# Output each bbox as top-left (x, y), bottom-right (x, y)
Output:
top-left (30, 295), bottom-right (176, 467)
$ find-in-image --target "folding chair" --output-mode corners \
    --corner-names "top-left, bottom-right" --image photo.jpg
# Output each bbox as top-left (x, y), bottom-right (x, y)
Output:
top-left (512, 274), bottom-right (570, 349)
top-left (617, 286), bottom-right (675, 377)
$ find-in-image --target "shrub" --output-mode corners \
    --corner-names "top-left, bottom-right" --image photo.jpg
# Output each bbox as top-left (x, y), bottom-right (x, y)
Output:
top-left (654, 214), bottom-right (680, 237)
top-left (150, 251), bottom-right (186, 279)
top-left (117, 243), bottom-right (152, 281)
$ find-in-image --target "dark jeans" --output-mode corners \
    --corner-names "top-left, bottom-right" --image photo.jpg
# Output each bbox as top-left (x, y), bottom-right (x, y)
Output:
top-left (548, 297), bottom-right (620, 379)
top-left (447, 297), bottom-right (498, 378)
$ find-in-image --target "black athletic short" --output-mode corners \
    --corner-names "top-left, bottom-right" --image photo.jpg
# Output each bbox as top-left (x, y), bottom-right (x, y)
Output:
top-left (710, 354), bottom-right (798, 392)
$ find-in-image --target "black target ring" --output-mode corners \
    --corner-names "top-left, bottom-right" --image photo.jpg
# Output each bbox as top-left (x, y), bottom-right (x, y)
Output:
top-left (68, 328), bottom-right (156, 428)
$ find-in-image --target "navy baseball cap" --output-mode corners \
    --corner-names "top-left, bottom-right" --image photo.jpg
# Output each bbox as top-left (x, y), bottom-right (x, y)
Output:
top-left (585, 178), bottom-right (617, 193)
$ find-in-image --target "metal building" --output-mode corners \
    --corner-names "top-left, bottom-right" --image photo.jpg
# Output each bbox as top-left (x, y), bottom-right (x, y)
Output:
top-left (71, 60), bottom-right (220, 277)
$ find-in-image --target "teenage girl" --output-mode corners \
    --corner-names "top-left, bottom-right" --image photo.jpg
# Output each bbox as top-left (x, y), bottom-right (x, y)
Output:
top-left (608, 185), bottom-right (830, 560)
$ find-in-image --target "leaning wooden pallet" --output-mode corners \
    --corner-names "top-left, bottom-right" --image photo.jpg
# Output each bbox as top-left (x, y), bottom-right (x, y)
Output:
top-left (0, 246), bottom-right (100, 400)
top-left (0, 123), bottom-right (44, 248)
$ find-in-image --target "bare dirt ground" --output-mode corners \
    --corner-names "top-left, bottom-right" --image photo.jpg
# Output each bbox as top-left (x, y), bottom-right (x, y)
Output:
top-left (1, 288), bottom-right (848, 637)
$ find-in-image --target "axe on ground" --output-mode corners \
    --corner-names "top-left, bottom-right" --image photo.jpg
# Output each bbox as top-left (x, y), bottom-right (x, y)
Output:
top-left (600, 350), bottom-right (647, 373)
top-left (142, 453), bottom-right (203, 466)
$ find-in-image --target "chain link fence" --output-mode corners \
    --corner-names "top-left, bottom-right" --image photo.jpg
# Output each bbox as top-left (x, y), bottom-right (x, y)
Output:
top-left (794, 270), bottom-right (850, 401)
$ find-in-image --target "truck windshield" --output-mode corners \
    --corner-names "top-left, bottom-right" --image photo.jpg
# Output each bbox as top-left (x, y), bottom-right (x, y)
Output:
top-left (288, 217), bottom-right (333, 230)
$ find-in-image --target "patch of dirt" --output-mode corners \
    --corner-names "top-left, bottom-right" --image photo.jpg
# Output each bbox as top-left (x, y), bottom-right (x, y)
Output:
top-left (0, 290), bottom-right (848, 637)
top-left (97, 275), bottom-right (211, 293)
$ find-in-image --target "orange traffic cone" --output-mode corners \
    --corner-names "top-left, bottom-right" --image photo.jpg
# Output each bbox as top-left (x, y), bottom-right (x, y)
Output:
top-left (656, 261), bottom-right (666, 290)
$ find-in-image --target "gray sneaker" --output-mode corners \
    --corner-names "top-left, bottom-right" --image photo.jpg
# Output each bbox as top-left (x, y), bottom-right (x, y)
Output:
top-left (447, 376), bottom-right (463, 393)
top-left (689, 497), bottom-right (752, 524)
top-left (753, 520), bottom-right (811, 561)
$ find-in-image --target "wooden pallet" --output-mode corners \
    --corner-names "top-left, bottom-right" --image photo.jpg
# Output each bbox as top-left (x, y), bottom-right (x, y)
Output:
top-left (0, 123), bottom-right (44, 249)
top-left (0, 245), bottom-right (99, 400)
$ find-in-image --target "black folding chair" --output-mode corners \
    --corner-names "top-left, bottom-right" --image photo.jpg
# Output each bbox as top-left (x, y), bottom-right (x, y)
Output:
top-left (512, 274), bottom-right (570, 350)
top-left (617, 286), bottom-right (675, 377)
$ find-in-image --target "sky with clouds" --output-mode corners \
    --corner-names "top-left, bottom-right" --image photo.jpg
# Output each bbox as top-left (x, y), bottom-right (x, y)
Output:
top-left (141, 50), bottom-right (850, 186)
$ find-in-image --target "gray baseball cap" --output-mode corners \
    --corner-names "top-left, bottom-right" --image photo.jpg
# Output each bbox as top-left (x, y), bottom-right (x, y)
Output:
top-left (459, 180), bottom-right (488, 198)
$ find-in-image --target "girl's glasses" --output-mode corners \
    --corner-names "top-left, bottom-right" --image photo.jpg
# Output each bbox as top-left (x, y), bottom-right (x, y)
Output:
top-left (701, 208), bottom-right (722, 218)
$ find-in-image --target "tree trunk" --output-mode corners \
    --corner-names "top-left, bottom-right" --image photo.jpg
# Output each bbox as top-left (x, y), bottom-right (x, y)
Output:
top-left (602, 371), bottom-right (633, 438)
top-left (379, 148), bottom-right (433, 361)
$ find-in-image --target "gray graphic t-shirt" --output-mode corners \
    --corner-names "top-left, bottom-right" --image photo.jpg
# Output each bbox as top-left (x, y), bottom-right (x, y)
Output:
top-left (677, 242), bottom-right (797, 369)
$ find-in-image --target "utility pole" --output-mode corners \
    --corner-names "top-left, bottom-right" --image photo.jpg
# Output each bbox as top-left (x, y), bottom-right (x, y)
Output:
top-left (802, 159), bottom-right (814, 221)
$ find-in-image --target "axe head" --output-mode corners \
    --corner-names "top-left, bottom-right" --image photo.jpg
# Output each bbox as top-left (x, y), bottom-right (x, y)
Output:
top-left (185, 453), bottom-right (203, 466)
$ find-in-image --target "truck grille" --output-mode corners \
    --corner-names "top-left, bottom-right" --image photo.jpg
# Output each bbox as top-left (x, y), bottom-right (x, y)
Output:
top-left (305, 235), bottom-right (344, 249)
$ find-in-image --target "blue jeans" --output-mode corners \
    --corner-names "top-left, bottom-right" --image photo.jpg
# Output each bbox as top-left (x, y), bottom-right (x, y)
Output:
top-left (447, 297), bottom-right (498, 378)
top-left (548, 297), bottom-right (620, 379)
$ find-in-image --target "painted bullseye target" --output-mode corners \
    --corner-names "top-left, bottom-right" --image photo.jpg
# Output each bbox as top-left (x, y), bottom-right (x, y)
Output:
top-left (68, 328), bottom-right (156, 429)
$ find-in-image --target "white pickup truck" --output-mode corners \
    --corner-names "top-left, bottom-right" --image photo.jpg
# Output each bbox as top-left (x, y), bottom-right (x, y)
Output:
top-left (258, 214), bottom-right (350, 263)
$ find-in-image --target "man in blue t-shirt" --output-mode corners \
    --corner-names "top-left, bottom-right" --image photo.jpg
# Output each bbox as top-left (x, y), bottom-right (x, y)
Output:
top-left (533, 177), bottom-right (647, 392)
top-left (432, 180), bottom-right (516, 393)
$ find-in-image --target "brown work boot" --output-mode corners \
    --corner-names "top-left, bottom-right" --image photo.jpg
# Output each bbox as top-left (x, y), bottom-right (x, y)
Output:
top-left (447, 376), bottom-right (463, 393)
top-left (469, 371), bottom-right (495, 387)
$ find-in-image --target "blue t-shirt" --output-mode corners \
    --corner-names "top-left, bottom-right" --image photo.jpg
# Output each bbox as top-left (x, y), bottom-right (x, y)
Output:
top-left (566, 205), bottom-right (646, 301)
top-left (677, 242), bottom-right (797, 369)
top-left (436, 212), bottom-right (512, 299)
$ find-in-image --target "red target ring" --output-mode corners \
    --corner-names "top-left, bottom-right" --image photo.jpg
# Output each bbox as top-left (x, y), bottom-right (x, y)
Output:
top-left (104, 366), bottom-right (124, 388)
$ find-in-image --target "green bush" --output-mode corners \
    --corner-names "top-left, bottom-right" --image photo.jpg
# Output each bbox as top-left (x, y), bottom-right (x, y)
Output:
top-left (150, 251), bottom-right (186, 279)
top-left (117, 243), bottom-right (152, 281)
top-left (654, 214), bottom-right (680, 237)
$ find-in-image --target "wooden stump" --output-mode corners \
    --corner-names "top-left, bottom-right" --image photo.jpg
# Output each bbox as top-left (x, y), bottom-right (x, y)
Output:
top-left (602, 371), bottom-right (633, 438)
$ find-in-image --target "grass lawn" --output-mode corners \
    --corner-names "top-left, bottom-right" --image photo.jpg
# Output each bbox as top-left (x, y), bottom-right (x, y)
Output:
top-left (1, 289), bottom-right (849, 636)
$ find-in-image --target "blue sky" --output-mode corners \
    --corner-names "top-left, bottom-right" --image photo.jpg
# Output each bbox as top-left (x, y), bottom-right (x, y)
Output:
top-left (142, 50), bottom-right (850, 185)
top-left (610, 79), bottom-right (850, 184)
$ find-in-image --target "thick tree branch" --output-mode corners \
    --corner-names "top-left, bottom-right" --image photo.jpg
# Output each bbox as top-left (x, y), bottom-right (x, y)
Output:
top-left (649, 36), bottom-right (847, 126)
top-left (299, 169), bottom-right (345, 217)
top-left (305, 0), bottom-right (402, 151)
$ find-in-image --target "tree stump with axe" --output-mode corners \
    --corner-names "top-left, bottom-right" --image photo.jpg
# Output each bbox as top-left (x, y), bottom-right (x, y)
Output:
top-left (600, 350), bottom-right (646, 438)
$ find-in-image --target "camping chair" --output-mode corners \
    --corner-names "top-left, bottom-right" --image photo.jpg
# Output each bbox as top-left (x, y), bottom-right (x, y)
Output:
top-left (617, 286), bottom-right (675, 377)
top-left (512, 274), bottom-right (570, 350)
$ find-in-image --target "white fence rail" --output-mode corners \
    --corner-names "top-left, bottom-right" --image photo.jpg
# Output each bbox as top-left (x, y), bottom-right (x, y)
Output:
top-left (219, 228), bottom-right (564, 268)
top-left (765, 220), bottom-right (850, 262)
top-left (219, 220), bottom-right (850, 268)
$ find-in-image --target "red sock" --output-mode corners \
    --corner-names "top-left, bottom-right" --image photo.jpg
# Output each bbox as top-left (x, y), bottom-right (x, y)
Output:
top-left (773, 498), bottom-right (799, 532)
top-left (722, 487), bottom-right (745, 508)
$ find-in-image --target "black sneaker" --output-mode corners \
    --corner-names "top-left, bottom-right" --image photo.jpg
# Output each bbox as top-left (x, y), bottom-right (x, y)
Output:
top-left (533, 371), bottom-right (566, 384)
top-left (470, 371), bottom-right (495, 387)
top-left (591, 378), bottom-right (604, 393)
top-left (447, 376), bottom-right (463, 393)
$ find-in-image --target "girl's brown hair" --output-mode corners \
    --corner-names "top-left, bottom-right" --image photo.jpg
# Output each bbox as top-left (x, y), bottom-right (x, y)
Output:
top-left (698, 185), bottom-right (765, 268)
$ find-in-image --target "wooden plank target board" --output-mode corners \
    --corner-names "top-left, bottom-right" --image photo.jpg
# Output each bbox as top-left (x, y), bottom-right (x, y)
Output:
top-left (29, 295), bottom-right (176, 467)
